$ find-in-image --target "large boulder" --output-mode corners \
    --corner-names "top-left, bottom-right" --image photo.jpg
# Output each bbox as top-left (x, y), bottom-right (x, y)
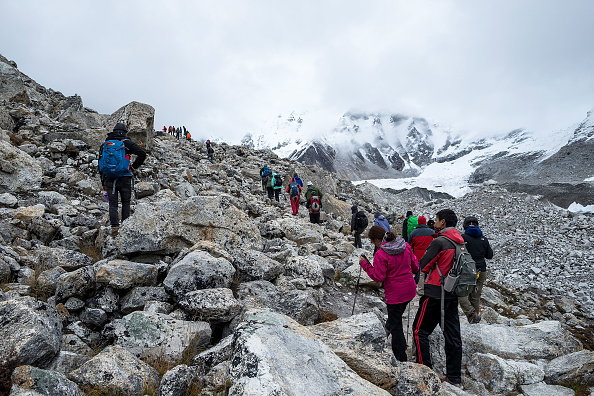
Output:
top-left (179, 288), bottom-right (242, 322)
top-left (105, 101), bottom-right (155, 151)
top-left (520, 381), bottom-right (576, 396)
top-left (54, 266), bottom-right (97, 302)
top-left (35, 246), bottom-right (93, 271)
top-left (228, 309), bottom-right (390, 395)
top-left (284, 255), bottom-right (326, 287)
top-left (163, 250), bottom-right (235, 301)
top-left (237, 280), bottom-right (320, 325)
top-left (545, 350), bottom-right (594, 386)
top-left (116, 194), bottom-right (259, 254)
top-left (276, 217), bottom-right (323, 245)
top-left (159, 364), bottom-right (198, 396)
top-left (0, 140), bottom-right (42, 193)
top-left (0, 297), bottom-right (62, 394)
top-left (10, 366), bottom-right (83, 396)
top-left (466, 353), bottom-right (544, 394)
top-left (233, 250), bottom-right (283, 282)
top-left (120, 286), bottom-right (171, 314)
top-left (105, 311), bottom-right (212, 365)
top-left (68, 345), bottom-right (159, 396)
top-left (95, 260), bottom-right (158, 290)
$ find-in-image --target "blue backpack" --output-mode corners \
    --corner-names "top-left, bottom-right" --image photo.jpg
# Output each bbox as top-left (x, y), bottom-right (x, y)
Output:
top-left (261, 166), bottom-right (271, 178)
top-left (289, 182), bottom-right (300, 197)
top-left (98, 140), bottom-right (131, 178)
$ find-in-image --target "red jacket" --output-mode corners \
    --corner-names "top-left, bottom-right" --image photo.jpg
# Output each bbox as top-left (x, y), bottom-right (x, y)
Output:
top-left (360, 239), bottom-right (419, 304)
top-left (408, 224), bottom-right (435, 262)
top-left (420, 227), bottom-right (464, 299)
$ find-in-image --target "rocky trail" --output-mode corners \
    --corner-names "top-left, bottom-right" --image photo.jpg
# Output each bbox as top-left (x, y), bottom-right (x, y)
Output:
top-left (0, 54), bottom-right (593, 395)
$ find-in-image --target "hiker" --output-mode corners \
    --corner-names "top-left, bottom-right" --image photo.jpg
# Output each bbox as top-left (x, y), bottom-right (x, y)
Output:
top-left (408, 216), bottom-right (435, 262)
top-left (351, 206), bottom-right (368, 248)
top-left (402, 211), bottom-right (413, 241)
top-left (183, 126), bottom-right (186, 134)
top-left (412, 209), bottom-right (463, 385)
top-left (305, 182), bottom-right (323, 223)
top-left (176, 128), bottom-right (181, 140)
top-left (286, 174), bottom-right (303, 215)
top-left (459, 216), bottom-right (493, 324)
top-left (98, 123), bottom-right (146, 235)
top-left (373, 212), bottom-right (391, 232)
top-left (260, 165), bottom-right (272, 193)
top-left (359, 226), bottom-right (418, 362)
top-left (168, 126), bottom-right (173, 135)
top-left (207, 144), bottom-right (214, 162)
top-left (162, 126), bottom-right (167, 133)
top-left (271, 172), bottom-right (283, 201)
top-left (206, 139), bottom-right (211, 148)
top-left (186, 131), bottom-right (192, 141)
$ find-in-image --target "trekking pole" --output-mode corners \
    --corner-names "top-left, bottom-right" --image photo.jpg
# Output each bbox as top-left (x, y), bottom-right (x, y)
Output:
top-left (406, 302), bottom-right (412, 345)
top-left (351, 258), bottom-right (364, 315)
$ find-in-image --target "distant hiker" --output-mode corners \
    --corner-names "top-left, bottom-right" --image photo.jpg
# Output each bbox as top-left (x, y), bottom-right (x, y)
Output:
top-left (176, 128), bottom-right (181, 140)
top-left (402, 211), bottom-right (413, 241)
top-left (162, 126), bottom-right (167, 133)
top-left (413, 209), bottom-right (463, 385)
top-left (286, 174), bottom-right (303, 215)
top-left (427, 219), bottom-right (435, 230)
top-left (260, 165), bottom-right (272, 193)
top-left (373, 212), bottom-right (391, 232)
top-left (408, 216), bottom-right (435, 262)
top-left (186, 131), bottom-right (192, 141)
top-left (206, 139), bottom-right (211, 148)
top-left (351, 206), bottom-right (368, 248)
top-left (359, 226), bottom-right (418, 362)
top-left (183, 126), bottom-right (186, 134)
top-left (98, 123), bottom-right (146, 235)
top-left (459, 216), bottom-right (493, 324)
top-left (271, 172), bottom-right (283, 202)
top-left (305, 181), bottom-right (323, 223)
top-left (168, 126), bottom-right (173, 134)
top-left (207, 145), bottom-right (214, 162)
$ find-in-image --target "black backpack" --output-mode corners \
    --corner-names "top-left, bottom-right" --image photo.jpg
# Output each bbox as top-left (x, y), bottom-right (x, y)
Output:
top-left (355, 211), bottom-right (368, 230)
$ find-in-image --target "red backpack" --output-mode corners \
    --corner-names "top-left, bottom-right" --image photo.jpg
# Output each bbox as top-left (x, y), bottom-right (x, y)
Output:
top-left (309, 196), bottom-right (321, 213)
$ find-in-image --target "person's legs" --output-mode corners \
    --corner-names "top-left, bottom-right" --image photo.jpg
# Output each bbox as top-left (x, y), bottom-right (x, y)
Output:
top-left (413, 296), bottom-right (440, 368)
top-left (119, 177), bottom-right (133, 222)
top-left (274, 189), bottom-right (280, 202)
top-left (309, 213), bottom-right (315, 223)
top-left (267, 187), bottom-right (274, 199)
top-left (354, 232), bottom-right (362, 248)
top-left (105, 180), bottom-right (120, 227)
top-left (291, 196), bottom-right (299, 214)
top-left (442, 298), bottom-right (463, 384)
top-left (312, 213), bottom-right (320, 223)
top-left (386, 302), bottom-right (409, 362)
top-left (471, 270), bottom-right (488, 314)
top-left (458, 294), bottom-right (474, 318)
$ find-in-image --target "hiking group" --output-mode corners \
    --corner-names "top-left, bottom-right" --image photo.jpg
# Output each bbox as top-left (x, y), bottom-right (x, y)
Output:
top-left (163, 125), bottom-right (191, 141)
top-left (357, 208), bottom-right (493, 385)
top-left (259, 164), bottom-right (324, 223)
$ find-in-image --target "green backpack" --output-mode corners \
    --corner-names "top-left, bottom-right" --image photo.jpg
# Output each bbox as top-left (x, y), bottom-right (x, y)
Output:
top-left (407, 216), bottom-right (418, 236)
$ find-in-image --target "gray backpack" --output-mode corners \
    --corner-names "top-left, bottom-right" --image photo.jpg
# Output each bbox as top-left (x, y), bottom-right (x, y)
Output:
top-left (435, 236), bottom-right (477, 297)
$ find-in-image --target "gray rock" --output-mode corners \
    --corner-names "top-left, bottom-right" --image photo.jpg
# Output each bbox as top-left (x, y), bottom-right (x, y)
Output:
top-left (277, 217), bottom-right (324, 245)
top-left (200, 360), bottom-right (231, 394)
top-left (36, 267), bottom-right (66, 295)
top-left (68, 345), bottom-right (159, 396)
top-left (342, 262), bottom-right (381, 288)
top-left (36, 191), bottom-right (67, 209)
top-left (116, 194), bottom-right (260, 255)
top-left (54, 266), bottom-right (97, 302)
top-left (0, 257), bottom-right (11, 283)
top-left (228, 309), bottom-right (390, 395)
top-left (11, 365), bottom-right (83, 396)
top-left (106, 311), bottom-right (212, 364)
top-left (64, 297), bottom-right (85, 311)
top-left (192, 334), bottom-right (234, 375)
top-left (520, 381), bottom-right (575, 396)
top-left (120, 286), bottom-right (171, 314)
top-left (237, 280), bottom-right (320, 325)
top-left (14, 204), bottom-right (45, 222)
top-left (180, 288), bottom-right (242, 322)
top-left (159, 364), bottom-right (198, 396)
top-left (0, 141), bottom-right (42, 193)
top-left (105, 101), bottom-right (155, 151)
top-left (467, 353), bottom-right (544, 393)
top-left (144, 301), bottom-right (173, 314)
top-left (61, 334), bottom-right (92, 356)
top-left (95, 259), bottom-right (158, 290)
top-left (0, 297), bottom-right (62, 393)
top-left (85, 287), bottom-right (119, 313)
top-left (135, 181), bottom-right (160, 198)
top-left (545, 350), bottom-right (594, 386)
top-left (79, 307), bottom-right (108, 327)
top-left (0, 193), bottom-right (18, 208)
top-left (36, 245), bottom-right (93, 271)
top-left (233, 249), bottom-right (283, 282)
top-left (163, 250), bottom-right (236, 301)
top-left (284, 255), bottom-right (326, 286)
top-left (48, 351), bottom-right (91, 376)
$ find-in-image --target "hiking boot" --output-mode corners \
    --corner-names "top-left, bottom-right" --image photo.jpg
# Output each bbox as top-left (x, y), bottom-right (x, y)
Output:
top-left (468, 312), bottom-right (481, 324)
top-left (111, 226), bottom-right (119, 236)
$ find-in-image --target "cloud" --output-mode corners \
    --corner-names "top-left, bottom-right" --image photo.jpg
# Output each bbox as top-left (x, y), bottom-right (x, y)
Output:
top-left (1, 0), bottom-right (593, 143)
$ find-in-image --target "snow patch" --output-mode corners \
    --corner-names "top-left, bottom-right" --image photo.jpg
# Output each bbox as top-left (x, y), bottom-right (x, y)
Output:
top-left (584, 176), bottom-right (594, 182)
top-left (567, 202), bottom-right (594, 214)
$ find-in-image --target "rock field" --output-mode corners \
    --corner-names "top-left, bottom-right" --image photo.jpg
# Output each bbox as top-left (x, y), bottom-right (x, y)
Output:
top-left (0, 53), bottom-right (593, 395)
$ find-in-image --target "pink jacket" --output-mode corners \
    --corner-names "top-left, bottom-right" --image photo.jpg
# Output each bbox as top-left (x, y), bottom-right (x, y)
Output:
top-left (359, 238), bottom-right (419, 304)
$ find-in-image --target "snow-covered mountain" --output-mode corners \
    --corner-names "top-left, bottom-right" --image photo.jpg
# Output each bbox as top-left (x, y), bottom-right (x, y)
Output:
top-left (242, 109), bottom-right (594, 206)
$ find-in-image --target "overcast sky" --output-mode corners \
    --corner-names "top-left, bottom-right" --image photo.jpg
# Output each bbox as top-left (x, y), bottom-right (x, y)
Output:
top-left (1, 0), bottom-right (593, 142)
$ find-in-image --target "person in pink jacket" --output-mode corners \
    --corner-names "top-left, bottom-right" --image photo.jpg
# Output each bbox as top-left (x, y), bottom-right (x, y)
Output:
top-left (359, 225), bottom-right (419, 362)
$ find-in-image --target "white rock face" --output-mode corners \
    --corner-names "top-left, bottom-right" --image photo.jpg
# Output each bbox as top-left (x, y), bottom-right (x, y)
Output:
top-left (95, 260), bottom-right (158, 290)
top-left (520, 381), bottom-right (576, 396)
top-left (284, 255), bottom-right (326, 287)
top-left (106, 311), bottom-right (212, 364)
top-left (68, 345), bottom-right (159, 395)
top-left (0, 141), bottom-right (42, 193)
top-left (228, 309), bottom-right (390, 396)
top-left (179, 288), bottom-right (242, 322)
top-left (467, 353), bottom-right (544, 393)
top-left (105, 101), bottom-right (155, 151)
top-left (545, 349), bottom-right (594, 386)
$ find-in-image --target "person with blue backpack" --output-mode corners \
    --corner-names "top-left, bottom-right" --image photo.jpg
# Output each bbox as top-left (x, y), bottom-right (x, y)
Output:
top-left (285, 173), bottom-right (303, 215)
top-left (98, 123), bottom-right (146, 235)
top-left (270, 172), bottom-right (283, 202)
top-left (260, 165), bottom-right (272, 193)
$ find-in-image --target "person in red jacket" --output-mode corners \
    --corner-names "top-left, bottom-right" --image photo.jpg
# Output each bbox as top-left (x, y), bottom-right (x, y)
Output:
top-left (285, 174), bottom-right (303, 215)
top-left (408, 215), bottom-right (435, 262)
top-left (359, 226), bottom-right (419, 362)
top-left (412, 209), bottom-right (463, 385)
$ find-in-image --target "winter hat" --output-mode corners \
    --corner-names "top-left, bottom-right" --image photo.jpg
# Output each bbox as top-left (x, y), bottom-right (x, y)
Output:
top-left (293, 173), bottom-right (299, 178)
top-left (351, 205), bottom-right (358, 214)
top-left (307, 181), bottom-right (313, 186)
top-left (463, 216), bottom-right (479, 229)
top-left (418, 216), bottom-right (427, 225)
top-left (374, 212), bottom-right (380, 218)
top-left (406, 210), bottom-right (413, 217)
top-left (112, 122), bottom-right (128, 137)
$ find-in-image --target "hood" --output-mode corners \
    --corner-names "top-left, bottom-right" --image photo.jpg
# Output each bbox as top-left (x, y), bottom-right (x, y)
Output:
top-left (351, 205), bottom-right (358, 214)
top-left (464, 225), bottom-right (483, 238)
top-left (380, 238), bottom-right (406, 255)
top-left (438, 227), bottom-right (464, 244)
top-left (377, 215), bottom-right (386, 221)
top-left (111, 122), bottom-right (128, 138)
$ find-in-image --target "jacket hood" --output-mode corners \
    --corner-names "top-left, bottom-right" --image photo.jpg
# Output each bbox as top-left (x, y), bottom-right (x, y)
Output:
top-left (464, 225), bottom-right (483, 238)
top-left (377, 215), bottom-right (386, 221)
top-left (351, 205), bottom-right (358, 214)
top-left (380, 238), bottom-right (406, 255)
top-left (439, 227), bottom-right (464, 244)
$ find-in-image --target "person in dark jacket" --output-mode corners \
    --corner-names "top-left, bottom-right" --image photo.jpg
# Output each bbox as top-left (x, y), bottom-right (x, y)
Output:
top-left (305, 182), bottom-right (323, 223)
top-left (402, 210), bottom-right (413, 241)
top-left (459, 216), bottom-right (493, 324)
top-left (207, 145), bottom-right (214, 162)
top-left (412, 209), bottom-right (463, 385)
top-left (359, 226), bottom-right (418, 362)
top-left (99, 123), bottom-right (146, 235)
top-left (351, 206), bottom-right (367, 248)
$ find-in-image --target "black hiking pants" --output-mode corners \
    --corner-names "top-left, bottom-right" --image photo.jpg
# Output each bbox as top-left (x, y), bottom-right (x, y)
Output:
top-left (104, 177), bottom-right (133, 227)
top-left (413, 296), bottom-right (462, 384)
top-left (309, 213), bottom-right (320, 223)
top-left (273, 189), bottom-right (280, 202)
top-left (266, 187), bottom-right (274, 199)
top-left (354, 231), bottom-right (363, 248)
top-left (386, 301), bottom-right (411, 362)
